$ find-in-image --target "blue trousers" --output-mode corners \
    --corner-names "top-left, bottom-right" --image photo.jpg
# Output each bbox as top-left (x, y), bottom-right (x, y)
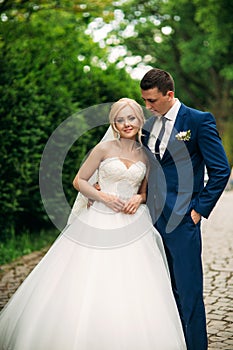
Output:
top-left (156, 215), bottom-right (208, 350)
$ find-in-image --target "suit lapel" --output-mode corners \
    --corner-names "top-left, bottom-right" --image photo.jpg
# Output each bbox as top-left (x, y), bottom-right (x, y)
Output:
top-left (173, 103), bottom-right (187, 132)
top-left (142, 116), bottom-right (155, 147)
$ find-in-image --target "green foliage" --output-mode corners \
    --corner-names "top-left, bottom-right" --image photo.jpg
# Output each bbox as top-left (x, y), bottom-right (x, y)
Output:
top-left (222, 121), bottom-right (233, 167)
top-left (0, 229), bottom-right (58, 265)
top-left (0, 0), bottom-right (115, 23)
top-left (106, 0), bottom-right (233, 164)
top-left (0, 0), bottom-right (139, 244)
top-left (2, 0), bottom-right (232, 261)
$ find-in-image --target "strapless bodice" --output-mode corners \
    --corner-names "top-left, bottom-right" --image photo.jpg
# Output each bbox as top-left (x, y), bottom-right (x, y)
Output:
top-left (98, 157), bottom-right (146, 200)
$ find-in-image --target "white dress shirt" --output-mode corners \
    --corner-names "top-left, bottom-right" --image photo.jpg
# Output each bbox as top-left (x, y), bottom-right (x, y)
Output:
top-left (148, 99), bottom-right (181, 158)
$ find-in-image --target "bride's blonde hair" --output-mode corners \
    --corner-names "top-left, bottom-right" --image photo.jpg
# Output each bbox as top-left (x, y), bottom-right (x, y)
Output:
top-left (109, 98), bottom-right (145, 145)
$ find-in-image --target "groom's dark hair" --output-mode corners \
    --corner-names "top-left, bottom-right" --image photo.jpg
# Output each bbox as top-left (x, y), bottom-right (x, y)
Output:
top-left (140, 68), bottom-right (175, 95)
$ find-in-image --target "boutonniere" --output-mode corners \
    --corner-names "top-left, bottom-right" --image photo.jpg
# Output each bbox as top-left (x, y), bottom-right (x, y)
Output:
top-left (175, 130), bottom-right (191, 141)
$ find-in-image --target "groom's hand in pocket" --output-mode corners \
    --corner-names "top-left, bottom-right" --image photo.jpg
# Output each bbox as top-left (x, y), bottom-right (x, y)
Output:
top-left (87, 182), bottom-right (101, 207)
top-left (191, 209), bottom-right (201, 224)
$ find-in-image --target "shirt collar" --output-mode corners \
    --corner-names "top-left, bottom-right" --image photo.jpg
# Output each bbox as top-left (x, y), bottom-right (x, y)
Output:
top-left (163, 98), bottom-right (181, 121)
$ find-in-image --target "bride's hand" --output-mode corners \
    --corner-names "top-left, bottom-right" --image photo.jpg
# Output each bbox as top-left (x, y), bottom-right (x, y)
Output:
top-left (99, 192), bottom-right (125, 212)
top-left (122, 194), bottom-right (143, 215)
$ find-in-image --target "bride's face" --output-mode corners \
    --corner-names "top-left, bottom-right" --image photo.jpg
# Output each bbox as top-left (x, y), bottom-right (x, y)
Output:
top-left (114, 106), bottom-right (140, 140)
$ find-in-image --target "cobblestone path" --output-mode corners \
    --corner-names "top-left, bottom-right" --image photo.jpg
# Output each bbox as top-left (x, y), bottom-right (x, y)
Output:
top-left (202, 191), bottom-right (233, 349)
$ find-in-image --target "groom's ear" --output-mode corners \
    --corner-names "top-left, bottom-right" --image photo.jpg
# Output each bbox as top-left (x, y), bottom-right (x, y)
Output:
top-left (166, 91), bottom-right (174, 101)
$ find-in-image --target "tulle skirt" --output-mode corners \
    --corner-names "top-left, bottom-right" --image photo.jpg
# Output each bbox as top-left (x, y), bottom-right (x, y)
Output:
top-left (0, 204), bottom-right (186, 350)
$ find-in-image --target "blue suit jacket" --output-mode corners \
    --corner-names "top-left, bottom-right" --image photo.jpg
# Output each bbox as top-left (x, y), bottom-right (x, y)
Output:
top-left (142, 103), bottom-right (230, 231)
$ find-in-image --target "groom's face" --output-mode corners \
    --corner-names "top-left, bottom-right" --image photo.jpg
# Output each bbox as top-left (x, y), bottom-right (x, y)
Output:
top-left (141, 87), bottom-right (174, 117)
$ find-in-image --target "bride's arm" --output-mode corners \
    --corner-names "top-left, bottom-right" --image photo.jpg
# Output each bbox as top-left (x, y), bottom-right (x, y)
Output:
top-left (73, 143), bottom-right (102, 195)
top-left (73, 144), bottom-right (125, 212)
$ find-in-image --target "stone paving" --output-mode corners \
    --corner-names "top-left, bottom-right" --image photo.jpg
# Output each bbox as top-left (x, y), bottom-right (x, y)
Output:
top-left (0, 191), bottom-right (232, 349)
top-left (202, 190), bottom-right (233, 349)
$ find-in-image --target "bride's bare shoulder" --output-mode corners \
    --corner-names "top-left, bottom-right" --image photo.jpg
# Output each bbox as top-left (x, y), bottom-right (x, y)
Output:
top-left (92, 140), bottom-right (118, 155)
top-left (97, 139), bottom-right (118, 150)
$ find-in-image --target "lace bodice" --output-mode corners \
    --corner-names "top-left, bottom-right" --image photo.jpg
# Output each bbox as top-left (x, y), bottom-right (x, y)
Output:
top-left (98, 157), bottom-right (147, 200)
top-left (67, 157), bottom-right (147, 226)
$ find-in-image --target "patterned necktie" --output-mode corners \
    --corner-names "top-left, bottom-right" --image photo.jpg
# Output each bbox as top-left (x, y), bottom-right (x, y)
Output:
top-left (154, 117), bottom-right (167, 160)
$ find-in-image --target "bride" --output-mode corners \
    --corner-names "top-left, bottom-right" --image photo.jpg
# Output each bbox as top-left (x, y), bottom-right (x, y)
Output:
top-left (0, 98), bottom-right (186, 350)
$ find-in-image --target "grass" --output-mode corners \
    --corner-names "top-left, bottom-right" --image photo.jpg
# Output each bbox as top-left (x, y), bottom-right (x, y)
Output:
top-left (0, 229), bottom-right (58, 265)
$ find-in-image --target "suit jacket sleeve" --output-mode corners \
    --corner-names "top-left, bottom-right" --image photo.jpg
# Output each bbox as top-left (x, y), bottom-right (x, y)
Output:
top-left (192, 112), bottom-right (230, 218)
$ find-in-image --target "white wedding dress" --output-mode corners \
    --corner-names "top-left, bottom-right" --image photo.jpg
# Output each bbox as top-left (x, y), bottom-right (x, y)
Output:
top-left (0, 157), bottom-right (186, 350)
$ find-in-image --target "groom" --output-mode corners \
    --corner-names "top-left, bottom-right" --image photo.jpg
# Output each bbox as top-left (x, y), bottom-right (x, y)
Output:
top-left (140, 68), bottom-right (230, 350)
